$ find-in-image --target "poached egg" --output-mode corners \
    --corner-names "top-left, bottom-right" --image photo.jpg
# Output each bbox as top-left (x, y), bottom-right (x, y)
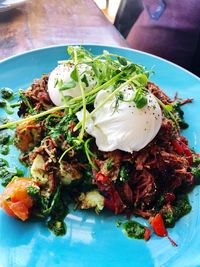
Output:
top-left (48, 63), bottom-right (96, 106)
top-left (76, 86), bottom-right (162, 152)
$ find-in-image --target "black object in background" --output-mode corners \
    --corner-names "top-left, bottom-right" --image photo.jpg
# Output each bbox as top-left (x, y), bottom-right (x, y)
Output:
top-left (114, 0), bottom-right (144, 38)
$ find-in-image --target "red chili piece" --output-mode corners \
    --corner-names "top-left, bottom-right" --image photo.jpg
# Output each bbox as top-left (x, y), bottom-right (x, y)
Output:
top-left (151, 213), bottom-right (178, 247)
top-left (172, 140), bottom-right (184, 154)
top-left (172, 140), bottom-right (193, 166)
top-left (69, 121), bottom-right (75, 132)
top-left (181, 142), bottom-right (193, 166)
top-left (144, 227), bottom-right (151, 241)
top-left (151, 213), bottom-right (167, 237)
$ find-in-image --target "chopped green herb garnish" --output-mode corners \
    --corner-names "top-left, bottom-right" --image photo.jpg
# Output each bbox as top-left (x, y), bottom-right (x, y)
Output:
top-left (119, 164), bottom-right (130, 182)
top-left (27, 185), bottom-right (40, 199)
top-left (106, 159), bottom-right (113, 170)
top-left (133, 87), bottom-right (148, 109)
top-left (47, 219), bottom-right (67, 236)
top-left (0, 87), bottom-right (14, 100)
top-left (0, 99), bottom-right (7, 108)
top-left (116, 220), bottom-right (122, 227)
top-left (0, 145), bottom-right (9, 155)
top-left (123, 220), bottom-right (145, 239)
top-left (58, 80), bottom-right (76, 91)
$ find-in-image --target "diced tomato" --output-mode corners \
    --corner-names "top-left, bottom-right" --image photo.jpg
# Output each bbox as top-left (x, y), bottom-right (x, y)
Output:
top-left (150, 213), bottom-right (178, 246)
top-left (69, 121), bottom-right (75, 132)
top-left (144, 226), bottom-right (151, 241)
top-left (172, 140), bottom-right (193, 166)
top-left (181, 142), bottom-right (193, 166)
top-left (172, 140), bottom-right (184, 154)
top-left (95, 172), bottom-right (109, 183)
top-left (0, 178), bottom-right (37, 221)
top-left (150, 213), bottom-right (167, 237)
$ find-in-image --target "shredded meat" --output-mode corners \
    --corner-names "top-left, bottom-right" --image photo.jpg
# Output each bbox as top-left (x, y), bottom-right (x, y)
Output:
top-left (18, 74), bottom-right (53, 116)
top-left (147, 82), bottom-right (171, 105)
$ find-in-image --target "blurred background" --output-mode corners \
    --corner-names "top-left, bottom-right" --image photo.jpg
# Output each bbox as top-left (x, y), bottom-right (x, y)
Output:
top-left (0, 0), bottom-right (200, 76)
top-left (95, 0), bottom-right (200, 77)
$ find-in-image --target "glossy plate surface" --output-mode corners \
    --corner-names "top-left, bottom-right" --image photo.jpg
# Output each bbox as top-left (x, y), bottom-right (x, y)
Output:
top-left (0, 45), bottom-right (200, 267)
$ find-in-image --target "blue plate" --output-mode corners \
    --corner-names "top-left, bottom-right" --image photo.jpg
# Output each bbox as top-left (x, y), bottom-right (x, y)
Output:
top-left (0, 45), bottom-right (200, 267)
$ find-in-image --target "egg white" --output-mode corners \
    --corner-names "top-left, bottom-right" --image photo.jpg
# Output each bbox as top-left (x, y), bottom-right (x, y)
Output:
top-left (48, 63), bottom-right (96, 106)
top-left (77, 86), bottom-right (162, 152)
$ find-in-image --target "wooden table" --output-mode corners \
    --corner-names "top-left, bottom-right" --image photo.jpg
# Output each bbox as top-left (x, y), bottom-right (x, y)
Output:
top-left (0, 0), bottom-right (127, 60)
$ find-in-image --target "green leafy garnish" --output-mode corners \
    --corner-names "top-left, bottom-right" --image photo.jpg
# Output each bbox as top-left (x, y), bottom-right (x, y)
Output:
top-left (27, 185), bottom-right (40, 200)
top-left (106, 159), bottom-right (113, 170)
top-left (119, 164), bottom-right (131, 182)
top-left (0, 165), bottom-right (24, 187)
top-left (123, 220), bottom-right (145, 239)
top-left (117, 56), bottom-right (127, 66)
top-left (133, 88), bottom-right (148, 109)
top-left (59, 80), bottom-right (77, 91)
top-left (0, 87), bottom-right (14, 100)
top-left (70, 67), bottom-right (79, 82)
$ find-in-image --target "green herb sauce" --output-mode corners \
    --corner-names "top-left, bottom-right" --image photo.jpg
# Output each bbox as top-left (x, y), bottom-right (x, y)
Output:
top-left (123, 220), bottom-right (145, 239)
top-left (0, 132), bottom-right (11, 155)
top-left (0, 159), bottom-right (24, 187)
top-left (162, 194), bottom-right (192, 227)
top-left (0, 87), bottom-right (14, 100)
top-left (192, 155), bottom-right (200, 184)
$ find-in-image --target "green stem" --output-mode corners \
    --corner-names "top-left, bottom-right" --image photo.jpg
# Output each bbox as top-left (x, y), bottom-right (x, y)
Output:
top-left (59, 146), bottom-right (75, 163)
top-left (0, 68), bottom-right (127, 131)
top-left (84, 139), bottom-right (98, 170)
top-left (74, 49), bottom-right (86, 141)
top-left (10, 102), bottom-right (21, 108)
top-left (156, 97), bottom-right (179, 128)
top-left (69, 69), bottom-right (126, 105)
top-left (0, 105), bottom-right (66, 130)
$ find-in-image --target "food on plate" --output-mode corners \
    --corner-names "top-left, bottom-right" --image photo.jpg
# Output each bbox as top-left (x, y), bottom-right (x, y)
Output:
top-left (0, 177), bottom-right (39, 221)
top-left (0, 46), bottom-right (199, 241)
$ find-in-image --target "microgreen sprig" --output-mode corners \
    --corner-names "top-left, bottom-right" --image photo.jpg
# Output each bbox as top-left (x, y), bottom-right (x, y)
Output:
top-left (71, 48), bottom-right (87, 141)
top-left (74, 73), bottom-right (145, 132)
top-left (0, 67), bottom-right (132, 130)
top-left (84, 138), bottom-right (98, 170)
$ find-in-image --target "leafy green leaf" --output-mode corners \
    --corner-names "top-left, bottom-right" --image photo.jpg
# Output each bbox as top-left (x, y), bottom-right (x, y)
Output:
top-left (117, 56), bottom-right (127, 66)
top-left (0, 87), bottom-right (14, 100)
top-left (136, 74), bottom-right (148, 85)
top-left (119, 164), bottom-right (130, 182)
top-left (133, 88), bottom-right (148, 109)
top-left (106, 159), bottom-right (113, 170)
top-left (59, 80), bottom-right (76, 91)
top-left (0, 98), bottom-right (7, 108)
top-left (165, 104), bottom-right (173, 112)
top-left (81, 74), bottom-right (89, 87)
top-left (57, 80), bottom-right (64, 89)
top-left (135, 95), bottom-right (148, 109)
top-left (67, 46), bottom-right (74, 56)
top-left (0, 158), bottom-right (8, 167)
top-left (70, 67), bottom-right (79, 82)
